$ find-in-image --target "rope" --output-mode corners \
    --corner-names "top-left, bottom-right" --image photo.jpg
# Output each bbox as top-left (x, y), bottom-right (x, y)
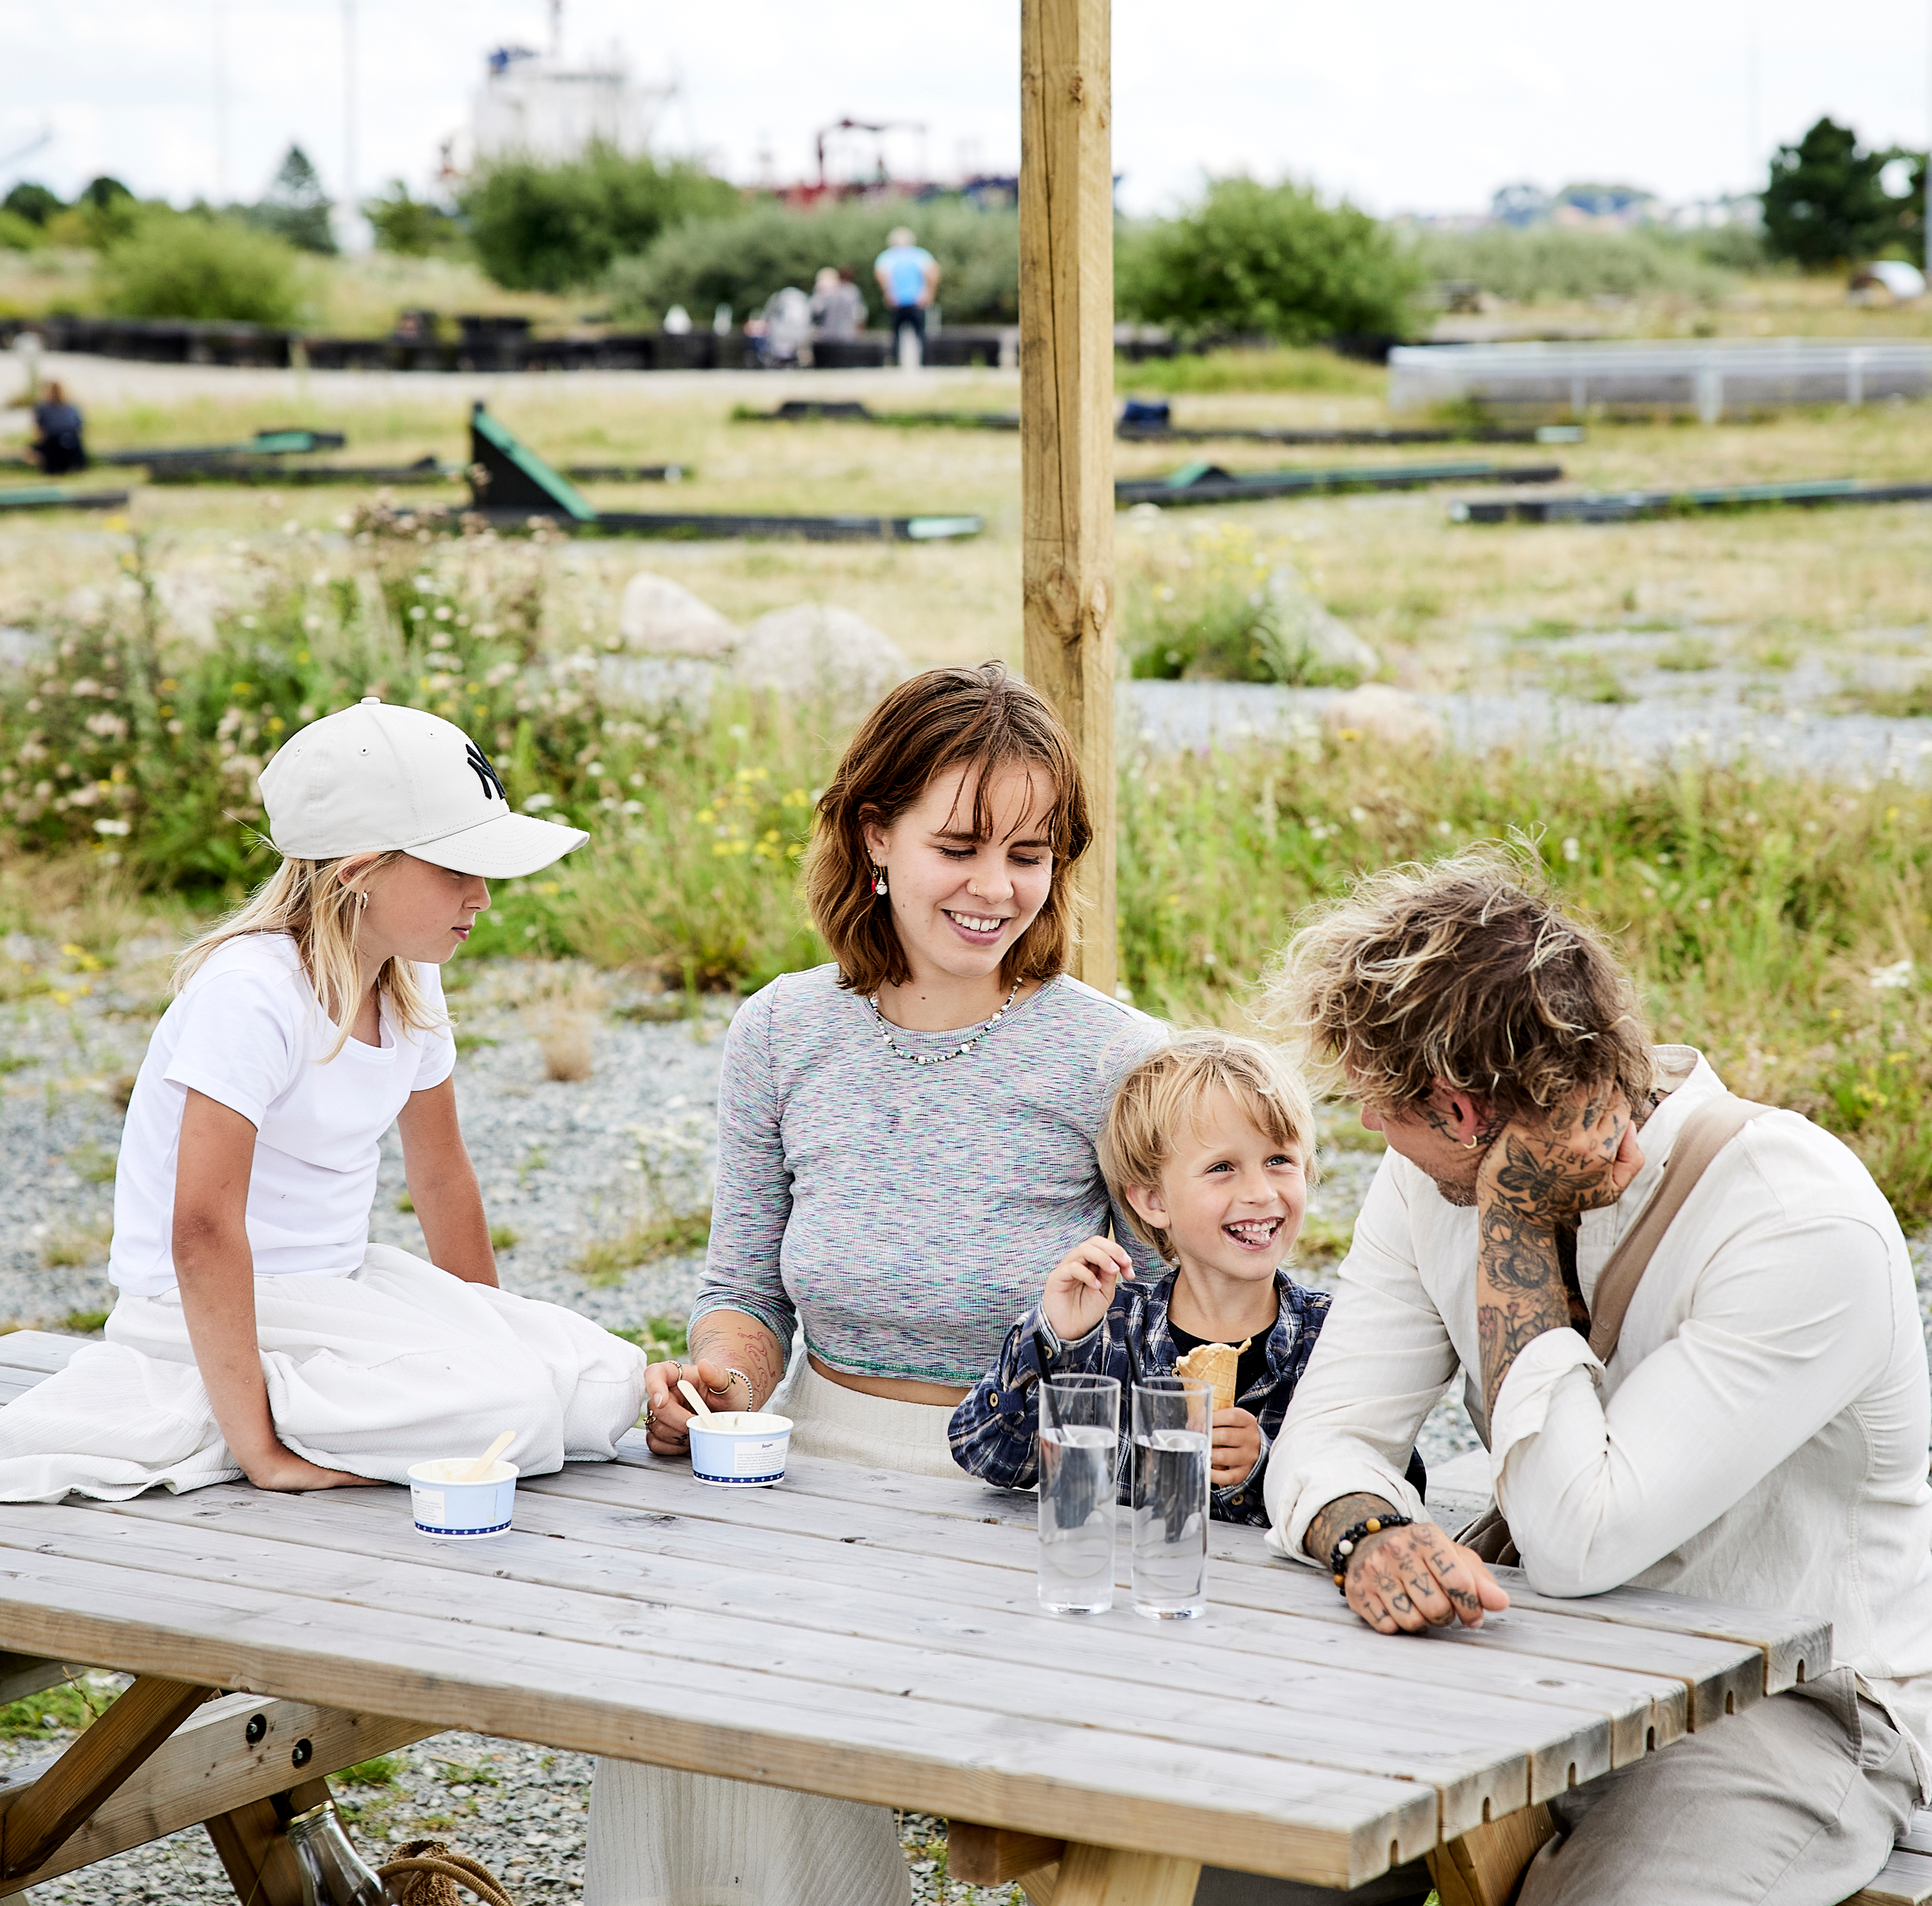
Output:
top-left (375, 1840), bottom-right (515, 1906)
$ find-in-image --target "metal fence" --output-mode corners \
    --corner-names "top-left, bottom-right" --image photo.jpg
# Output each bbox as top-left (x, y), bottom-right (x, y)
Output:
top-left (1389, 339), bottom-right (1932, 422)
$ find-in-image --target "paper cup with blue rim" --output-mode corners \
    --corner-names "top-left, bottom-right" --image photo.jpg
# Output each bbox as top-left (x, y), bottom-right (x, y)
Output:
top-left (688, 1410), bottom-right (794, 1487)
top-left (408, 1457), bottom-right (519, 1538)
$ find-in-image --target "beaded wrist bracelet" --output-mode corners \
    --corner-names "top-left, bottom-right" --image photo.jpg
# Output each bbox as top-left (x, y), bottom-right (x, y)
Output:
top-left (1328, 1512), bottom-right (1414, 1595)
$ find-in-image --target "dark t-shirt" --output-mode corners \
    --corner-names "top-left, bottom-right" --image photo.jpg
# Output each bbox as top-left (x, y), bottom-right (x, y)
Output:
top-left (1167, 1317), bottom-right (1272, 1406)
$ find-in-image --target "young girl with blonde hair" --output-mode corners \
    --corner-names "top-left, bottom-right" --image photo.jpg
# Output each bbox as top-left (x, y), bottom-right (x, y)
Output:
top-left (0, 698), bottom-right (647, 1500)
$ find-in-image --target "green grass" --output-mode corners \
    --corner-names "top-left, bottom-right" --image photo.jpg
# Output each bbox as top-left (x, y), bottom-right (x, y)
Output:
top-left (0, 1676), bottom-right (117, 1737)
top-left (1116, 345), bottom-right (1383, 397)
top-left (573, 1211), bottom-right (713, 1286)
top-left (60, 1308), bottom-right (109, 1334)
top-left (609, 1314), bottom-right (692, 1358)
top-left (488, 1223), bottom-right (520, 1252)
top-left (338, 1754), bottom-right (403, 1786)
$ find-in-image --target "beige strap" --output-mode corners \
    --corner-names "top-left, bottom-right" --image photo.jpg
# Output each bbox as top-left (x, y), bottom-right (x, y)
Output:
top-left (1586, 1093), bottom-right (1771, 1364)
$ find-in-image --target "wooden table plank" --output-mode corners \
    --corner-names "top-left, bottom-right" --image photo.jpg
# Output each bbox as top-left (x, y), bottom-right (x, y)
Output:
top-left (0, 1531), bottom-right (1436, 1888)
top-left (704, 1444), bottom-right (1829, 1694)
top-left (529, 1456), bottom-right (1770, 1729)
top-left (209, 1474), bottom-right (1685, 1770)
top-left (66, 1489), bottom-right (1631, 1835)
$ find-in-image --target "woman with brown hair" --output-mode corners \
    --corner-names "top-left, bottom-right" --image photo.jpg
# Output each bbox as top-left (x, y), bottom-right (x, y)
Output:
top-left (586, 663), bottom-right (1164, 1906)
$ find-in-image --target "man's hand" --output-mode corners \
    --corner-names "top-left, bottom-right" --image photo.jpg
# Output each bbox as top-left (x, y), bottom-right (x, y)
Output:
top-left (1478, 1084), bottom-right (1644, 1225)
top-left (1041, 1236), bottom-right (1134, 1344)
top-left (1210, 1406), bottom-right (1261, 1488)
top-left (1345, 1520), bottom-right (1510, 1634)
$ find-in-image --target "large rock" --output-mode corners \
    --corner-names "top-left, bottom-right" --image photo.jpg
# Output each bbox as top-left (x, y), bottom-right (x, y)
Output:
top-left (1321, 684), bottom-right (1445, 753)
top-left (617, 572), bottom-right (739, 658)
top-left (1262, 565), bottom-right (1379, 685)
top-left (733, 604), bottom-right (910, 713)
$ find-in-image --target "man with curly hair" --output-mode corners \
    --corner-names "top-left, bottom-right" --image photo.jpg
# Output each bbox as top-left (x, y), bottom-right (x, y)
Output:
top-left (1263, 846), bottom-right (1931, 1906)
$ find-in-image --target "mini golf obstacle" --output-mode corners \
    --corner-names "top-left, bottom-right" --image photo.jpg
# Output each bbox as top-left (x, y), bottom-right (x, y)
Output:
top-left (1, 428), bottom-right (346, 475)
top-left (1453, 476), bottom-right (1932, 524)
top-left (467, 404), bottom-right (980, 541)
top-left (736, 398), bottom-right (1584, 447)
top-left (1116, 457), bottom-right (1564, 508)
top-left (148, 454), bottom-right (461, 487)
top-left (0, 485), bottom-right (131, 513)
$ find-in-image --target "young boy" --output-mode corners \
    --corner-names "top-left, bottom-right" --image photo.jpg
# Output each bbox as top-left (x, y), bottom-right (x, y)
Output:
top-left (950, 1030), bottom-right (1361, 1526)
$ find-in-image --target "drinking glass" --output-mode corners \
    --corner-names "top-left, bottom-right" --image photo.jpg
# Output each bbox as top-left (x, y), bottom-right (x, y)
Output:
top-left (1131, 1376), bottom-right (1211, 1619)
top-left (1037, 1373), bottom-right (1120, 1613)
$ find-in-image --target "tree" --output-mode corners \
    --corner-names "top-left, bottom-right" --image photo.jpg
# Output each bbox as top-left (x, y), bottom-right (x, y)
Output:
top-left (245, 145), bottom-right (337, 255)
top-left (1762, 117), bottom-right (1906, 267)
top-left (460, 146), bottom-right (740, 292)
top-left (364, 181), bottom-right (465, 257)
top-left (2, 182), bottom-right (63, 227)
top-left (1116, 177), bottom-right (1425, 344)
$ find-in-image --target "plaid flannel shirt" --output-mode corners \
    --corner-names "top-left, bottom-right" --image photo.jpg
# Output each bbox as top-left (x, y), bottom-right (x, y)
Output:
top-left (946, 1267), bottom-right (1332, 1526)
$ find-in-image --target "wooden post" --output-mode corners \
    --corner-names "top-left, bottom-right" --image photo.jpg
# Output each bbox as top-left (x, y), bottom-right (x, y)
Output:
top-left (1020, 0), bottom-right (1117, 996)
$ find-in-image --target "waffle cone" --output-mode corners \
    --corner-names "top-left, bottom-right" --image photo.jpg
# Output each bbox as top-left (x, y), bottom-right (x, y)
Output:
top-left (1173, 1339), bottom-right (1248, 1413)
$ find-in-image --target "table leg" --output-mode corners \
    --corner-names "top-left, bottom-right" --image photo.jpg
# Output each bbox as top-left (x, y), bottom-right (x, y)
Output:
top-left (1427, 1805), bottom-right (1556, 1906)
top-left (202, 1776), bottom-right (332, 1906)
top-left (1048, 1842), bottom-right (1203, 1906)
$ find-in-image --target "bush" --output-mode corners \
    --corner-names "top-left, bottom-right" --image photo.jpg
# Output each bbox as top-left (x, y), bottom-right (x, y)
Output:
top-left (1763, 116), bottom-right (1917, 267)
top-left (3, 182), bottom-right (63, 228)
top-left (1116, 177), bottom-right (1425, 343)
top-left (1408, 225), bottom-right (1742, 303)
top-left (0, 209), bottom-right (42, 252)
top-left (460, 147), bottom-right (740, 293)
top-left (96, 213), bottom-right (306, 326)
top-left (608, 197), bottom-right (1020, 327)
top-left (364, 181), bottom-right (466, 257)
top-left (241, 145), bottom-right (336, 256)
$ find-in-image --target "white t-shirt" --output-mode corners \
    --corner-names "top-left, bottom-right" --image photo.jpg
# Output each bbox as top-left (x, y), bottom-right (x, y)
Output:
top-left (109, 933), bottom-right (457, 1296)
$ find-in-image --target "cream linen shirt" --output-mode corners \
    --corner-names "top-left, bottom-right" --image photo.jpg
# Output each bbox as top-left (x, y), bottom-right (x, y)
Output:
top-left (1265, 1047), bottom-right (1932, 1789)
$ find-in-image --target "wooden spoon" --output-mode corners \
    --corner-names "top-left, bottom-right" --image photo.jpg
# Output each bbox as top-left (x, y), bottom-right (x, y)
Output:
top-left (677, 1378), bottom-right (715, 1420)
top-left (459, 1430), bottom-right (516, 1483)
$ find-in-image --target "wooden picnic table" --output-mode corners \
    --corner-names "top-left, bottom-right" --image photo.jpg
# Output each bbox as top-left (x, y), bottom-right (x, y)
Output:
top-left (0, 1331), bottom-right (1918, 1906)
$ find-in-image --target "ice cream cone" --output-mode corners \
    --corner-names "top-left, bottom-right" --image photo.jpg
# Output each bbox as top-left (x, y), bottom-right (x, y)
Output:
top-left (1173, 1338), bottom-right (1249, 1413)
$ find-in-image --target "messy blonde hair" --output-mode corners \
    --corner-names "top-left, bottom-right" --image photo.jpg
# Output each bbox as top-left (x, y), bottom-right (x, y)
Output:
top-left (174, 853), bottom-right (445, 1061)
top-left (1098, 1030), bottom-right (1319, 1266)
top-left (1261, 843), bottom-right (1654, 1122)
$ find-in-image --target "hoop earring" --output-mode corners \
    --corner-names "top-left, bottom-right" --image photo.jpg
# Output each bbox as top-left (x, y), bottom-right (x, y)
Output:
top-left (870, 865), bottom-right (889, 898)
top-left (1463, 1136), bottom-right (1480, 1149)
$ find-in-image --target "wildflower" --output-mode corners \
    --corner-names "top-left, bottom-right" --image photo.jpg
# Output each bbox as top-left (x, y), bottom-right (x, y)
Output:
top-left (522, 794), bottom-right (556, 813)
top-left (1562, 837), bottom-right (1581, 862)
top-left (1869, 960), bottom-right (1914, 991)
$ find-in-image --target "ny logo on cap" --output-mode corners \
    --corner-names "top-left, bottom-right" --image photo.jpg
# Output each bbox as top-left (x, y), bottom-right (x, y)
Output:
top-left (466, 742), bottom-right (507, 804)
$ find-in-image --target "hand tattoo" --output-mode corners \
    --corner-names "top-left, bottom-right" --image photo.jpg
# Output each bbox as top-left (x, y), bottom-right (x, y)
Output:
top-left (1304, 1492), bottom-right (1399, 1567)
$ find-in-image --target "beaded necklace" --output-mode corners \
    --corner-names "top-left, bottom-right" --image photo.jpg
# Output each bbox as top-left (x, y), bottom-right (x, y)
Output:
top-left (867, 977), bottom-right (1024, 1066)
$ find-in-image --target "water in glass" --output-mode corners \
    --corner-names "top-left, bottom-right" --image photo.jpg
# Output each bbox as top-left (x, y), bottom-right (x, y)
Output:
top-left (1131, 1377), bottom-right (1210, 1619)
top-left (1037, 1374), bottom-right (1119, 1613)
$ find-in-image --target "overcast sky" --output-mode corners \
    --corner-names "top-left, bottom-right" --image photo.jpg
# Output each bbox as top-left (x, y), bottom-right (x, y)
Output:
top-left (5, 0), bottom-right (1931, 221)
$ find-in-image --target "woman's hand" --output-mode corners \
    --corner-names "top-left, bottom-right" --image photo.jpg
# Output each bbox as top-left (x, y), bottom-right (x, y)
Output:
top-left (242, 1444), bottom-right (379, 1492)
top-left (1041, 1236), bottom-right (1134, 1343)
top-left (1209, 1407), bottom-right (1262, 1488)
top-left (643, 1358), bottom-right (739, 1458)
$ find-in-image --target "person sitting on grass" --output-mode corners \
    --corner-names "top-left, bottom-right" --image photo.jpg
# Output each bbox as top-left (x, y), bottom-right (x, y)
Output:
top-left (0, 698), bottom-right (648, 1502)
top-left (950, 1030), bottom-right (1422, 1524)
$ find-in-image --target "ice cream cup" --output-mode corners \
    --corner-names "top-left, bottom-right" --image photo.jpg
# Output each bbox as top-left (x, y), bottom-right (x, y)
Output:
top-left (408, 1458), bottom-right (519, 1539)
top-left (688, 1410), bottom-right (794, 1488)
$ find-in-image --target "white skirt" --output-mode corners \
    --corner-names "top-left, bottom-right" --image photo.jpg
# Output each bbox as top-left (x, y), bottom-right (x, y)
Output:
top-left (583, 1364), bottom-right (960, 1906)
top-left (0, 1242), bottom-right (648, 1502)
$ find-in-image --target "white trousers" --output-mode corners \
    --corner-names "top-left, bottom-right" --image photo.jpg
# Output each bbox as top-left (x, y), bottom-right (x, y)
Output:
top-left (583, 1360), bottom-right (958, 1906)
top-left (0, 1243), bottom-right (649, 1501)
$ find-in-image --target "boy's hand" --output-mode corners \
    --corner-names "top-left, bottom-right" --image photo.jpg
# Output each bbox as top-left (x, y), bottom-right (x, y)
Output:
top-left (1042, 1236), bottom-right (1134, 1344)
top-left (1210, 1406), bottom-right (1262, 1488)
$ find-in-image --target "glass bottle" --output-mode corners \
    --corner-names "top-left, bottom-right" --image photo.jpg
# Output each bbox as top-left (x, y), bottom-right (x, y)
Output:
top-left (286, 1802), bottom-right (385, 1906)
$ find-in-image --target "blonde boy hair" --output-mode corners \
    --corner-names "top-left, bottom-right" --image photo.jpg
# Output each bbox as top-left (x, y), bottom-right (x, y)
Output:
top-left (1097, 1030), bottom-right (1319, 1266)
top-left (174, 852), bottom-right (446, 1062)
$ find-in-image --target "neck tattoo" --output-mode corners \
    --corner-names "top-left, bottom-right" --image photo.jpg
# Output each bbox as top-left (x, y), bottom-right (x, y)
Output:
top-left (868, 977), bottom-right (1024, 1066)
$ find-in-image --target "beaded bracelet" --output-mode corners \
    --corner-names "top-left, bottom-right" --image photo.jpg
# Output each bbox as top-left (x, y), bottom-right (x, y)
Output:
top-left (1328, 1513), bottom-right (1414, 1595)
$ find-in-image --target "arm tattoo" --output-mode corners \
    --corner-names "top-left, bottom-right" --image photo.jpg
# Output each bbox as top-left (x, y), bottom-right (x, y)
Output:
top-left (1476, 1200), bottom-right (1571, 1419)
top-left (689, 1314), bottom-right (787, 1407)
top-left (1304, 1491), bottom-right (1401, 1565)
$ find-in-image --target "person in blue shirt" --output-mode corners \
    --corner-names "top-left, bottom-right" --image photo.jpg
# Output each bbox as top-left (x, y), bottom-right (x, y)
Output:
top-left (951, 1030), bottom-right (1423, 1525)
top-left (873, 225), bottom-right (939, 366)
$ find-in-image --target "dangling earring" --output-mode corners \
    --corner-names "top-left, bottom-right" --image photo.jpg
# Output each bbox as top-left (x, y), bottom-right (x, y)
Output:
top-left (870, 865), bottom-right (889, 898)
top-left (357, 890), bottom-right (369, 911)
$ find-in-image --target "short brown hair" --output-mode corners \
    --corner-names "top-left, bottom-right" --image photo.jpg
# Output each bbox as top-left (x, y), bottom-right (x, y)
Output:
top-left (804, 663), bottom-right (1092, 994)
top-left (1098, 1030), bottom-right (1318, 1265)
top-left (1262, 844), bottom-right (1654, 1122)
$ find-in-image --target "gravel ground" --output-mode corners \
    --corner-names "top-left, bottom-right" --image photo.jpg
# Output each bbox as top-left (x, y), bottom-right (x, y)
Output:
top-left (1, 940), bottom-right (1927, 1902)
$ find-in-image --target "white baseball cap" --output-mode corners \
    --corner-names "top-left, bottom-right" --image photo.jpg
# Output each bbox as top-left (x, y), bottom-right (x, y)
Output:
top-left (259, 698), bottom-right (589, 878)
